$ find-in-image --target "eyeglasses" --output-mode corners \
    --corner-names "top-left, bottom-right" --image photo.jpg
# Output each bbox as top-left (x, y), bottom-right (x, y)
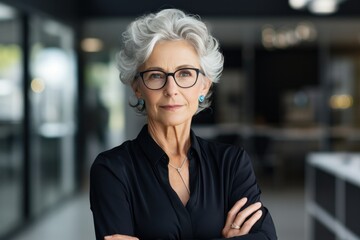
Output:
top-left (137, 68), bottom-right (205, 90)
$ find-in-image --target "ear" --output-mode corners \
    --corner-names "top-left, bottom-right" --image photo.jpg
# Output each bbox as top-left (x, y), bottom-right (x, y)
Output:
top-left (131, 80), bottom-right (142, 98)
top-left (201, 77), bottom-right (212, 95)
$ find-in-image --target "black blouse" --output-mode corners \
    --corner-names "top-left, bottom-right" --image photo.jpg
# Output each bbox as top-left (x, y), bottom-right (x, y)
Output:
top-left (90, 125), bottom-right (277, 240)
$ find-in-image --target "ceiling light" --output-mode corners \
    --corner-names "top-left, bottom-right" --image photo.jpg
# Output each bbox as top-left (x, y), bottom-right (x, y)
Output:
top-left (289, 0), bottom-right (310, 9)
top-left (31, 78), bottom-right (45, 93)
top-left (309, 0), bottom-right (338, 14)
top-left (0, 3), bottom-right (16, 20)
top-left (289, 0), bottom-right (347, 15)
top-left (81, 38), bottom-right (104, 52)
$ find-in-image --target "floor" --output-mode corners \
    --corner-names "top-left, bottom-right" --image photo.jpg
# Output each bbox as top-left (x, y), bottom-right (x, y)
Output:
top-left (8, 184), bottom-right (305, 240)
top-left (263, 186), bottom-right (305, 240)
top-left (9, 192), bottom-right (96, 240)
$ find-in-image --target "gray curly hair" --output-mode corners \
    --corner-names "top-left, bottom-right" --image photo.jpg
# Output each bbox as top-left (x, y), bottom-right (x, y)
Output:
top-left (117, 8), bottom-right (224, 114)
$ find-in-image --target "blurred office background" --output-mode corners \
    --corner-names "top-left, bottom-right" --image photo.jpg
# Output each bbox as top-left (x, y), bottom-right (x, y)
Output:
top-left (0, 0), bottom-right (360, 239)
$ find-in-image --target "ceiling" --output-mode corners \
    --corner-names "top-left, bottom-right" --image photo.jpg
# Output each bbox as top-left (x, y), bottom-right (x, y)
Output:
top-left (83, 17), bottom-right (360, 50)
top-left (3, 0), bottom-right (360, 49)
top-left (80, 0), bottom-right (360, 18)
top-left (80, 0), bottom-right (360, 50)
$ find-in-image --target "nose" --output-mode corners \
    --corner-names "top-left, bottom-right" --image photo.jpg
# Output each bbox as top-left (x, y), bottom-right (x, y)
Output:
top-left (163, 74), bottom-right (178, 96)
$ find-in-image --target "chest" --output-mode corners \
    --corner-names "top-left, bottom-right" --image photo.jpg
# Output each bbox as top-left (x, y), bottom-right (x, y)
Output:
top-left (129, 165), bottom-right (225, 239)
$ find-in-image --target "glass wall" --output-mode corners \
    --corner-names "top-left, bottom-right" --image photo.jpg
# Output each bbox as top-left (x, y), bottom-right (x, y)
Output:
top-left (0, 2), bottom-right (79, 237)
top-left (83, 49), bottom-right (126, 168)
top-left (29, 16), bottom-right (77, 216)
top-left (0, 3), bottom-right (23, 236)
top-left (327, 48), bottom-right (360, 152)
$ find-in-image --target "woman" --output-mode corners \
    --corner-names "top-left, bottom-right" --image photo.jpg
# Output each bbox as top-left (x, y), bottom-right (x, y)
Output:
top-left (90, 8), bottom-right (277, 240)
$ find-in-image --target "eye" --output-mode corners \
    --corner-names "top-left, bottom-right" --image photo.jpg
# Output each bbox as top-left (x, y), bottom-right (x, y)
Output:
top-left (177, 69), bottom-right (193, 78)
top-left (148, 71), bottom-right (165, 80)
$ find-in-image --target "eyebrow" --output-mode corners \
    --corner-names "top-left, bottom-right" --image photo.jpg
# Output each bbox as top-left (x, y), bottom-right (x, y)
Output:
top-left (144, 64), bottom-right (197, 71)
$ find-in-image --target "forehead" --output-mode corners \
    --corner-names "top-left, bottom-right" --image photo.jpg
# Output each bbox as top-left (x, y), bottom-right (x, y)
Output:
top-left (142, 40), bottom-right (200, 70)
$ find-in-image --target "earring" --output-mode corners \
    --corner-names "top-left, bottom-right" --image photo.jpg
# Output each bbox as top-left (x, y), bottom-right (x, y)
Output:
top-left (138, 98), bottom-right (144, 106)
top-left (198, 95), bottom-right (205, 103)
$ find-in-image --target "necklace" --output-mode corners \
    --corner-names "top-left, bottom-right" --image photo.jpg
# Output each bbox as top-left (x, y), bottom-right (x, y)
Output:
top-left (168, 157), bottom-right (190, 195)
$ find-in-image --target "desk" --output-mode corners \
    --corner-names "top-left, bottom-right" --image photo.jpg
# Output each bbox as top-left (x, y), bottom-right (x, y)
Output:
top-left (306, 153), bottom-right (360, 240)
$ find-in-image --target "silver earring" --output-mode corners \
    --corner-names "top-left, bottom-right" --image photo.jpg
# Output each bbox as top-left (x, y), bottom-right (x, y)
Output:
top-left (198, 95), bottom-right (205, 103)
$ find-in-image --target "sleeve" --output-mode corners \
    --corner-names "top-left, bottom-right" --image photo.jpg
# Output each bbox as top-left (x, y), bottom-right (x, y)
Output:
top-left (226, 148), bottom-right (278, 240)
top-left (90, 155), bottom-right (135, 240)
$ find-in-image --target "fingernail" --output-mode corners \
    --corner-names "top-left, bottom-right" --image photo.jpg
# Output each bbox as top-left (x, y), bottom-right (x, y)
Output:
top-left (104, 236), bottom-right (112, 239)
top-left (257, 210), bottom-right (263, 215)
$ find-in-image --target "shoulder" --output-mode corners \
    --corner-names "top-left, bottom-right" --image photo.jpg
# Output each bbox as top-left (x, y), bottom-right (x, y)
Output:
top-left (196, 135), bottom-right (247, 160)
top-left (195, 135), bottom-right (254, 170)
top-left (90, 140), bottom-right (135, 177)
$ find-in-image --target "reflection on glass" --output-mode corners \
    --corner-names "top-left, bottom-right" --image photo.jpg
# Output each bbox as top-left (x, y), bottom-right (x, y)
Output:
top-left (327, 56), bottom-right (360, 151)
top-left (261, 22), bottom-right (316, 49)
top-left (29, 16), bottom-right (77, 216)
top-left (0, 4), bottom-right (23, 237)
top-left (329, 94), bottom-right (353, 110)
top-left (329, 58), bottom-right (355, 125)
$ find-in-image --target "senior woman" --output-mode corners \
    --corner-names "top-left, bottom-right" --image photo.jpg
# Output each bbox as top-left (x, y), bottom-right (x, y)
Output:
top-left (90, 8), bottom-right (277, 240)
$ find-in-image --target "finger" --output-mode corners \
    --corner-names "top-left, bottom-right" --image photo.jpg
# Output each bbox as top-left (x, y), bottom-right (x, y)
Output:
top-left (238, 210), bottom-right (263, 235)
top-left (233, 202), bottom-right (262, 228)
top-left (104, 234), bottom-right (139, 240)
top-left (223, 198), bottom-right (248, 231)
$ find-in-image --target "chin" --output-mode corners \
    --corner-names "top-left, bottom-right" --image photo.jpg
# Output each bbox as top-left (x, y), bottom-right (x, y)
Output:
top-left (159, 117), bottom-right (191, 127)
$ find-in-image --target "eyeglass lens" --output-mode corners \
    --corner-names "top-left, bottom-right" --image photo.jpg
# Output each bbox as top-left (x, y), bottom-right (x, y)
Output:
top-left (142, 68), bottom-right (199, 89)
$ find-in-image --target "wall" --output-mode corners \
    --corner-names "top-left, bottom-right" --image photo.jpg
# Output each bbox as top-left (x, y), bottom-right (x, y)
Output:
top-left (1, 0), bottom-right (79, 21)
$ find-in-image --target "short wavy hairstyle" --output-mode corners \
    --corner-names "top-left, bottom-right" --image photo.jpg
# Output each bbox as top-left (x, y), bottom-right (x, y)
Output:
top-left (117, 8), bottom-right (224, 114)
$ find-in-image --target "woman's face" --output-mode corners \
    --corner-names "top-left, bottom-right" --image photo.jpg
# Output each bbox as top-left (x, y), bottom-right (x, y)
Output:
top-left (134, 40), bottom-right (211, 127)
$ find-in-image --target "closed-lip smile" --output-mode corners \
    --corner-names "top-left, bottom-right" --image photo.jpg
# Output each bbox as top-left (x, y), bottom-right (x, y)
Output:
top-left (160, 104), bottom-right (183, 110)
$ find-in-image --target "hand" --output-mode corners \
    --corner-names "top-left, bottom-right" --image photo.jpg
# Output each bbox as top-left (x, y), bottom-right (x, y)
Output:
top-left (222, 197), bottom-right (263, 238)
top-left (104, 234), bottom-right (139, 240)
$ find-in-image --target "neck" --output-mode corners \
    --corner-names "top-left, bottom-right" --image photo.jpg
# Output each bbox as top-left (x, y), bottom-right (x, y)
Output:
top-left (147, 121), bottom-right (191, 163)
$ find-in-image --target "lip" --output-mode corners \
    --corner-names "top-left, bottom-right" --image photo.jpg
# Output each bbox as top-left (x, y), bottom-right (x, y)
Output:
top-left (160, 104), bottom-right (183, 111)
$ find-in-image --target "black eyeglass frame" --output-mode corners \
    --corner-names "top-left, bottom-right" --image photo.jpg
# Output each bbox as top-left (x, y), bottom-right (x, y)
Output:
top-left (137, 67), bottom-right (205, 90)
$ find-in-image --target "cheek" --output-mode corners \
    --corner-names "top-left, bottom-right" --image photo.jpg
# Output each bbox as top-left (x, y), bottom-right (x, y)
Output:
top-left (143, 92), bottom-right (164, 111)
top-left (188, 89), bottom-right (201, 106)
top-left (191, 93), bottom-right (199, 103)
top-left (191, 85), bottom-right (203, 100)
top-left (144, 95), bottom-right (158, 107)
